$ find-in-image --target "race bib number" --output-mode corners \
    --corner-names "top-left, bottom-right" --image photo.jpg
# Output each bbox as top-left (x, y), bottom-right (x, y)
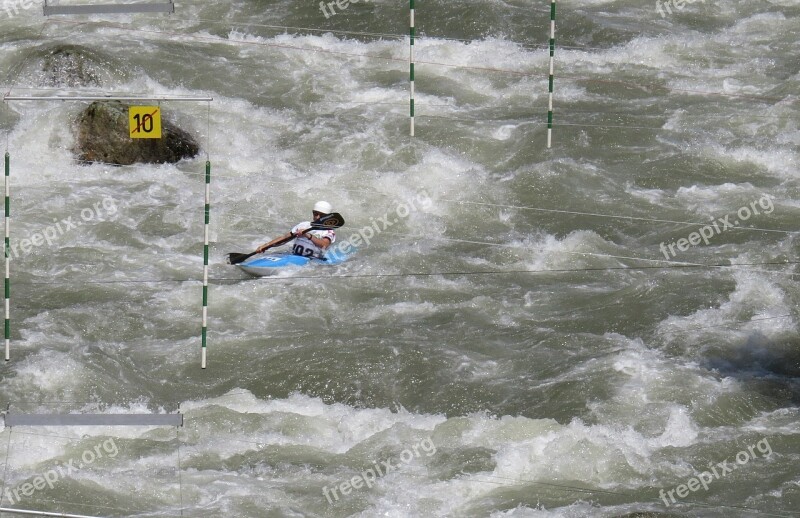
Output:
top-left (293, 244), bottom-right (314, 257)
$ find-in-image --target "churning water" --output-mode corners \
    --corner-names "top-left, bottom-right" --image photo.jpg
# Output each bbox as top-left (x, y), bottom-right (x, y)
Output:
top-left (0, 0), bottom-right (798, 516)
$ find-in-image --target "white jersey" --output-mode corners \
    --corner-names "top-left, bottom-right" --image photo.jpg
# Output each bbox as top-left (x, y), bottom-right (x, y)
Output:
top-left (290, 221), bottom-right (336, 259)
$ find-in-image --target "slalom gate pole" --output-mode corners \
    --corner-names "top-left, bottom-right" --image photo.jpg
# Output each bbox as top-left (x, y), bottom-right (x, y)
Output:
top-left (410, 0), bottom-right (415, 136)
top-left (201, 160), bottom-right (210, 368)
top-left (4, 151), bottom-right (9, 361)
top-left (547, 0), bottom-right (556, 148)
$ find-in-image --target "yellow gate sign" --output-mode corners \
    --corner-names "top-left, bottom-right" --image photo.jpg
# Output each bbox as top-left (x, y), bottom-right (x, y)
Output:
top-left (129, 106), bottom-right (162, 139)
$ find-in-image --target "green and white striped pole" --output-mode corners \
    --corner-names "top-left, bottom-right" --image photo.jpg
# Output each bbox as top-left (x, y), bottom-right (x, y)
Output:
top-left (409, 0), bottom-right (415, 136)
top-left (547, 0), bottom-right (556, 148)
top-left (4, 152), bottom-right (9, 361)
top-left (201, 160), bottom-right (210, 368)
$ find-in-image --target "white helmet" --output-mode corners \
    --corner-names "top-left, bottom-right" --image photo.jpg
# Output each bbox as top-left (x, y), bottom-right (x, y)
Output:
top-left (313, 200), bottom-right (333, 214)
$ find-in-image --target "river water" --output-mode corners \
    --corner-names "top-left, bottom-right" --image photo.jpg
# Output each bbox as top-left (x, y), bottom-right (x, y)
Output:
top-left (0, 0), bottom-right (798, 516)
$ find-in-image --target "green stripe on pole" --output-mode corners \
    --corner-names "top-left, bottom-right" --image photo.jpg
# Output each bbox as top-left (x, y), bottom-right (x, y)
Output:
top-left (410, 63), bottom-right (414, 81)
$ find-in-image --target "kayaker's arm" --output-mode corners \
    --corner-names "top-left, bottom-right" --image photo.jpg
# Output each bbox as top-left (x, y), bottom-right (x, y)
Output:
top-left (255, 232), bottom-right (294, 253)
top-left (305, 234), bottom-right (331, 249)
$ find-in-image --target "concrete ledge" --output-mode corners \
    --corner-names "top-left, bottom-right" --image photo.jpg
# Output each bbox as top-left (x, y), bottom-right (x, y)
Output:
top-left (43, 2), bottom-right (174, 16)
top-left (4, 413), bottom-right (183, 426)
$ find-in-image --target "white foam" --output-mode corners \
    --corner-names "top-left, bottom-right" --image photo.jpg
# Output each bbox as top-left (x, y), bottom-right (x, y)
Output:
top-left (657, 269), bottom-right (795, 343)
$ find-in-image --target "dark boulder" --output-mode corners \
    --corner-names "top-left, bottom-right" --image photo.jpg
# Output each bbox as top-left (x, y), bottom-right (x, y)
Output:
top-left (74, 101), bottom-right (200, 165)
top-left (41, 46), bottom-right (102, 87)
top-left (6, 44), bottom-right (125, 88)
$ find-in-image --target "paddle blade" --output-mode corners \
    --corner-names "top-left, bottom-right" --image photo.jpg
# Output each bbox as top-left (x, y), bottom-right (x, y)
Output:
top-left (312, 212), bottom-right (345, 229)
top-left (228, 252), bottom-right (254, 265)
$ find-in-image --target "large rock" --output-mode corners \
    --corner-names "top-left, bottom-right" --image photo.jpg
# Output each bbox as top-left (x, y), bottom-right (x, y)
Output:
top-left (6, 44), bottom-right (123, 89)
top-left (41, 45), bottom-right (102, 87)
top-left (7, 44), bottom-right (132, 89)
top-left (74, 101), bottom-right (200, 165)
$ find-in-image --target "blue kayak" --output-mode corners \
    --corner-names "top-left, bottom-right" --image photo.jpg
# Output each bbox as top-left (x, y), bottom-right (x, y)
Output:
top-left (236, 251), bottom-right (350, 277)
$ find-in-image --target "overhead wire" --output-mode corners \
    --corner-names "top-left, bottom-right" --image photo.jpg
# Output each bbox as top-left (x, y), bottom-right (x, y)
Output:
top-left (4, 84), bottom-right (791, 120)
top-left (185, 15), bottom-right (554, 50)
top-left (0, 259), bottom-right (794, 289)
top-left (5, 162), bottom-right (796, 241)
top-left (436, 199), bottom-right (798, 235)
top-left (3, 171), bottom-right (798, 281)
top-left (23, 18), bottom-right (797, 106)
top-left (126, 170), bottom-right (800, 238)
top-left (3, 18), bottom-right (796, 293)
top-left (6, 19), bottom-right (789, 248)
top-left (62, 12), bottom-right (795, 61)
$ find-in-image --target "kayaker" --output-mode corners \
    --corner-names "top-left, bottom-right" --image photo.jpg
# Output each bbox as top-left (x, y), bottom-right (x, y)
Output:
top-left (255, 201), bottom-right (336, 259)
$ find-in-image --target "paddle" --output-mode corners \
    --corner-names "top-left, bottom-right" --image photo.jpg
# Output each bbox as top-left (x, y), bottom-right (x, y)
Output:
top-left (227, 212), bottom-right (345, 265)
